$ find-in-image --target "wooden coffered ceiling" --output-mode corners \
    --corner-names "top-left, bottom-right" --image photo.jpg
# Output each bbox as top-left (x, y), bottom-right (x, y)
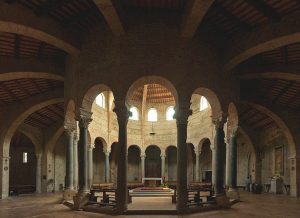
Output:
top-left (239, 102), bottom-right (277, 130)
top-left (202, 0), bottom-right (300, 37)
top-left (0, 32), bottom-right (67, 60)
top-left (24, 102), bottom-right (64, 128)
top-left (5, 0), bottom-right (105, 35)
top-left (0, 78), bottom-right (63, 105)
top-left (130, 83), bottom-right (174, 104)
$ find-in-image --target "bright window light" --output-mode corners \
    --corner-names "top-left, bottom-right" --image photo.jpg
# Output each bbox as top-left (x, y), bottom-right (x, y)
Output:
top-left (148, 108), bottom-right (158, 122)
top-left (200, 96), bottom-right (209, 111)
top-left (95, 93), bottom-right (105, 108)
top-left (166, 106), bottom-right (175, 120)
top-left (129, 107), bottom-right (139, 120)
top-left (23, 152), bottom-right (28, 163)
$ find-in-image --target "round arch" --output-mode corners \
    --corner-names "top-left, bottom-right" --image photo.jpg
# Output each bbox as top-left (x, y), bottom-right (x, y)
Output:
top-left (1, 98), bottom-right (64, 157)
top-left (65, 99), bottom-right (76, 124)
top-left (79, 84), bottom-right (112, 112)
top-left (128, 144), bottom-right (142, 154)
top-left (17, 128), bottom-right (42, 155)
top-left (95, 137), bottom-right (108, 152)
top-left (227, 102), bottom-right (239, 136)
top-left (192, 87), bottom-right (223, 119)
top-left (244, 101), bottom-right (296, 155)
top-left (126, 76), bottom-right (179, 104)
top-left (198, 138), bottom-right (211, 152)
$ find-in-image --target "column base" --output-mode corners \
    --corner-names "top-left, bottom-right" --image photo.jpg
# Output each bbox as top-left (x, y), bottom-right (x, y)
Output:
top-left (63, 189), bottom-right (76, 201)
top-left (73, 191), bottom-right (90, 210)
top-left (215, 194), bottom-right (230, 208)
top-left (226, 188), bottom-right (240, 200)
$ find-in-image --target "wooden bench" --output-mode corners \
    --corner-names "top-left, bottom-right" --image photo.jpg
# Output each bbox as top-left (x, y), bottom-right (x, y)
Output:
top-left (89, 188), bottom-right (117, 208)
top-left (187, 188), bottom-right (215, 208)
top-left (9, 185), bottom-right (36, 195)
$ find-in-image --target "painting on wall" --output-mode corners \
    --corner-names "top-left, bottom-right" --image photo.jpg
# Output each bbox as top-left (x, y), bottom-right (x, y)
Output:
top-left (274, 146), bottom-right (283, 176)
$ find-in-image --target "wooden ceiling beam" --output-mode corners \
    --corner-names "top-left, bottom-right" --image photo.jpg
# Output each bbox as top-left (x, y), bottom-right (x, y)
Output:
top-left (244, 0), bottom-right (281, 22)
top-left (25, 116), bottom-right (48, 127)
top-left (272, 81), bottom-right (295, 104)
top-left (14, 34), bottom-right (20, 59)
top-left (47, 105), bottom-right (64, 119)
top-left (1, 82), bottom-right (19, 100)
top-left (37, 42), bottom-right (45, 60)
top-left (35, 110), bottom-right (57, 123)
top-left (15, 80), bottom-right (31, 97)
top-left (5, 0), bottom-right (18, 4)
top-left (180, 0), bottom-right (214, 38)
top-left (215, 1), bottom-right (252, 31)
top-left (93, 0), bottom-right (125, 36)
top-left (34, 0), bottom-right (72, 16)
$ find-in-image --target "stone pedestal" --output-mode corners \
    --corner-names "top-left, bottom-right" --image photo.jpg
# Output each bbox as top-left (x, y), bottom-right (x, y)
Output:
top-left (270, 178), bottom-right (283, 194)
top-left (215, 195), bottom-right (230, 208)
top-left (63, 189), bottom-right (77, 201)
top-left (73, 191), bottom-right (90, 210)
top-left (227, 188), bottom-right (240, 200)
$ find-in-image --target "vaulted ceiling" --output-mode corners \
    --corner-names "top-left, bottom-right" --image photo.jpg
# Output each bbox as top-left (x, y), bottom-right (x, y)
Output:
top-left (0, 0), bottom-right (300, 132)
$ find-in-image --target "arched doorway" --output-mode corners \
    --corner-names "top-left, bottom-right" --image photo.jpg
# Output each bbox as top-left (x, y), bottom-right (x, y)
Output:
top-left (145, 145), bottom-right (161, 178)
top-left (199, 139), bottom-right (212, 182)
top-left (128, 145), bottom-right (141, 182)
top-left (187, 143), bottom-right (196, 184)
top-left (9, 132), bottom-right (37, 195)
top-left (166, 146), bottom-right (177, 182)
top-left (93, 137), bottom-right (106, 183)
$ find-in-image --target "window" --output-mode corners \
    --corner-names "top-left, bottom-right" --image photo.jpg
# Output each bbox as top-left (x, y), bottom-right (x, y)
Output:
top-left (200, 96), bottom-right (209, 111)
top-left (148, 108), bottom-right (158, 122)
top-left (23, 152), bottom-right (28, 163)
top-left (166, 106), bottom-right (175, 120)
top-left (96, 93), bottom-right (105, 108)
top-left (129, 107), bottom-right (139, 120)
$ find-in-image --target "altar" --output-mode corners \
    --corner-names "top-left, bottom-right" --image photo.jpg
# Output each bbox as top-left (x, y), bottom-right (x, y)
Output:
top-left (142, 177), bottom-right (163, 187)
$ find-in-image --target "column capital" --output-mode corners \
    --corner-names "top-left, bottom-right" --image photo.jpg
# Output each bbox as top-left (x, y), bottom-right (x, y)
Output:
top-left (76, 108), bottom-right (93, 128)
top-left (140, 154), bottom-right (146, 158)
top-left (88, 144), bottom-right (95, 150)
top-left (160, 154), bottom-right (166, 158)
top-left (212, 113), bottom-right (227, 129)
top-left (64, 121), bottom-right (76, 134)
top-left (113, 100), bottom-right (131, 124)
top-left (174, 103), bottom-right (192, 125)
top-left (105, 150), bottom-right (110, 156)
top-left (194, 150), bottom-right (201, 156)
top-left (230, 129), bottom-right (238, 138)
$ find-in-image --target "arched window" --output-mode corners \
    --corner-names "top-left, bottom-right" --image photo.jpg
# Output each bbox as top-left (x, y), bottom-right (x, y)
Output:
top-left (129, 107), bottom-right (139, 120)
top-left (148, 108), bottom-right (158, 122)
top-left (96, 93), bottom-right (105, 108)
top-left (166, 106), bottom-right (175, 120)
top-left (200, 96), bottom-right (209, 111)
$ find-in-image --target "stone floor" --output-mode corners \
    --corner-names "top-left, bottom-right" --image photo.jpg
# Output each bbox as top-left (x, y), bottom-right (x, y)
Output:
top-left (0, 191), bottom-right (300, 217)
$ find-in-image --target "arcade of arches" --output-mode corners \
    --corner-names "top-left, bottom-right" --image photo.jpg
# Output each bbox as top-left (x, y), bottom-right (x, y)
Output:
top-left (1, 0), bottom-right (300, 216)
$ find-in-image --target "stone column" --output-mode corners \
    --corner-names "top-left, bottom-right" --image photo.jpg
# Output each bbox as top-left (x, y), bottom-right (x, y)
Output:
top-left (175, 104), bottom-right (191, 214)
top-left (87, 144), bottom-right (94, 188)
top-left (161, 154), bottom-right (166, 180)
top-left (73, 134), bottom-right (79, 190)
top-left (225, 138), bottom-right (230, 187)
top-left (227, 130), bottom-right (239, 199)
top-left (212, 115), bottom-right (227, 197)
top-left (74, 108), bottom-right (92, 209)
top-left (141, 154), bottom-right (146, 181)
top-left (195, 150), bottom-right (200, 182)
top-left (64, 126), bottom-right (75, 190)
top-left (1, 156), bottom-right (10, 198)
top-left (36, 153), bottom-right (42, 193)
top-left (113, 101), bottom-right (130, 213)
top-left (105, 151), bottom-right (110, 183)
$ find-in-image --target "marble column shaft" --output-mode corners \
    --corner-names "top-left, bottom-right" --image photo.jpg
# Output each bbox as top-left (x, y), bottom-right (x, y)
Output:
top-left (65, 128), bottom-right (74, 190)
top-left (228, 133), bottom-right (237, 189)
top-left (212, 116), bottom-right (226, 196)
top-left (77, 111), bottom-right (92, 193)
top-left (87, 145), bottom-right (93, 188)
top-left (73, 136), bottom-right (79, 190)
top-left (141, 155), bottom-right (145, 180)
top-left (36, 153), bottom-right (42, 193)
top-left (105, 151), bottom-right (110, 183)
top-left (161, 155), bottom-right (166, 180)
top-left (195, 151), bottom-right (200, 182)
top-left (175, 106), bottom-right (191, 213)
top-left (113, 102), bottom-right (130, 213)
